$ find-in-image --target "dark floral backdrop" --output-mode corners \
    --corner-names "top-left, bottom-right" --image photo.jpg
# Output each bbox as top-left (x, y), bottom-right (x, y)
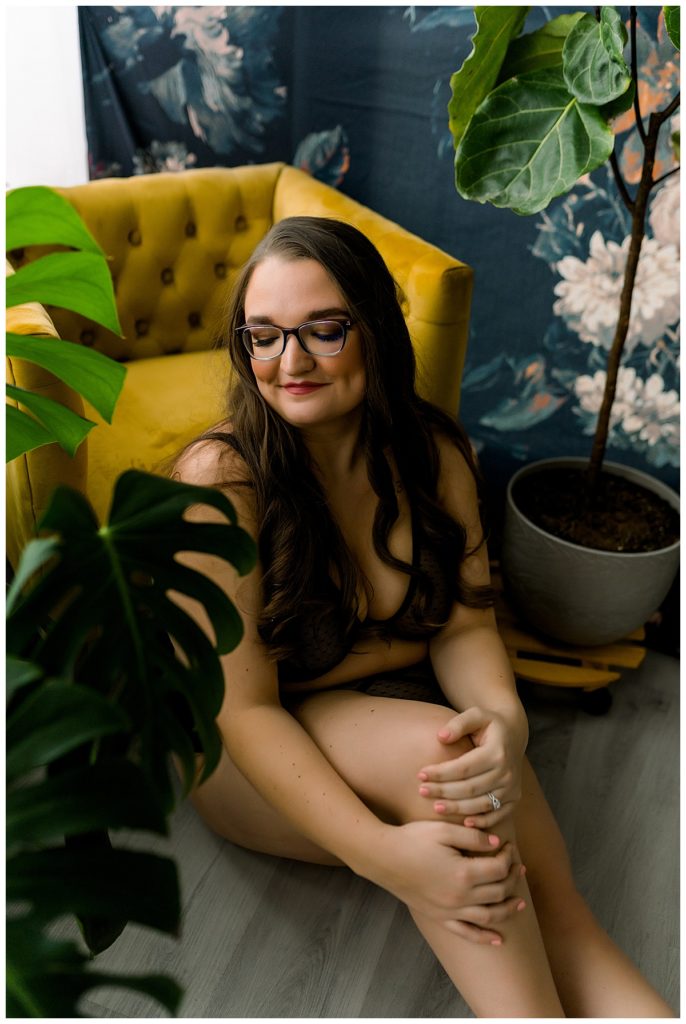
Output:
top-left (79, 6), bottom-right (680, 501)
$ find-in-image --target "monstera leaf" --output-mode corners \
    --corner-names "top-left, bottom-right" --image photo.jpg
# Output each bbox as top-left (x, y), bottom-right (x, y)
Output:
top-left (7, 469), bottom-right (256, 800)
top-left (6, 470), bottom-right (256, 1016)
top-left (6, 917), bottom-right (183, 1018)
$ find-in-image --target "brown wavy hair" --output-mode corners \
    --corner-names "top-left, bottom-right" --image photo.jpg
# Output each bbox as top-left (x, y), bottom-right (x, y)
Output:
top-left (186, 216), bottom-right (492, 660)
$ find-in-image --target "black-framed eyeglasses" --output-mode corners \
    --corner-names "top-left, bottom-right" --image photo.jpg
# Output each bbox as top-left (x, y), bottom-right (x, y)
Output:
top-left (236, 319), bottom-right (354, 360)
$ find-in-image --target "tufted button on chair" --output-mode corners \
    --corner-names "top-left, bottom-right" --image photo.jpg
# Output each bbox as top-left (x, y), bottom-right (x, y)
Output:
top-left (6, 162), bottom-right (474, 568)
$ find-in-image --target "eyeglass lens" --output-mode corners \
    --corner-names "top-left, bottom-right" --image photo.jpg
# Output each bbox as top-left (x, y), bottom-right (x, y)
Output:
top-left (241, 320), bottom-right (347, 359)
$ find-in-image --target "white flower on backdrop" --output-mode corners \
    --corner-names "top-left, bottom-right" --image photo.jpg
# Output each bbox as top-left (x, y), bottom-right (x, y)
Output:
top-left (574, 366), bottom-right (680, 462)
top-left (553, 231), bottom-right (680, 354)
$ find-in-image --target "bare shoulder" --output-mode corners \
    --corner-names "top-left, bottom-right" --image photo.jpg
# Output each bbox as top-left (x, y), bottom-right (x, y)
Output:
top-left (173, 421), bottom-right (244, 485)
top-left (171, 422), bottom-right (255, 526)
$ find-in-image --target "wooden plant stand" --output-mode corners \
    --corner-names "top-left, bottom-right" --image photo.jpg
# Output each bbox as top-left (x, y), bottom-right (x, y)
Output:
top-left (491, 564), bottom-right (647, 713)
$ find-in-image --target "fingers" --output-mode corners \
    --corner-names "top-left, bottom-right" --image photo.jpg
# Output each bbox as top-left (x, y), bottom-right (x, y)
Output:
top-left (441, 894), bottom-right (527, 945)
top-left (436, 803), bottom-right (513, 829)
top-left (436, 706), bottom-right (489, 745)
top-left (419, 745), bottom-right (501, 783)
top-left (442, 918), bottom-right (505, 944)
top-left (438, 822), bottom-right (506, 855)
top-left (470, 860), bottom-right (525, 903)
top-left (446, 896), bottom-right (527, 944)
top-left (463, 805), bottom-right (514, 829)
top-left (418, 768), bottom-right (504, 801)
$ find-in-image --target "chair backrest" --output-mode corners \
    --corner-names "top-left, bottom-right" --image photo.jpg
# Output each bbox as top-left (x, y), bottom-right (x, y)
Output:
top-left (6, 163), bottom-right (473, 568)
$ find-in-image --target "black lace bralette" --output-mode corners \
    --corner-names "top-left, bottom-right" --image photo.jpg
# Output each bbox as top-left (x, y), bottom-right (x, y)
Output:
top-left (277, 516), bottom-right (455, 684)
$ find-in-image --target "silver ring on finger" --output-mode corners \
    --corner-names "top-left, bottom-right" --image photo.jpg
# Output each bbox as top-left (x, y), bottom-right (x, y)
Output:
top-left (486, 791), bottom-right (501, 811)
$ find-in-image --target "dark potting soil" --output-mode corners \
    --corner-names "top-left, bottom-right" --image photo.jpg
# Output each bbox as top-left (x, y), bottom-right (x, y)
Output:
top-left (511, 467), bottom-right (680, 554)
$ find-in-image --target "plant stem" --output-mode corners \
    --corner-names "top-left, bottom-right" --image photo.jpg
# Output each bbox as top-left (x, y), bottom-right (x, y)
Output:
top-left (652, 165), bottom-right (681, 187)
top-left (587, 114), bottom-right (663, 491)
top-left (609, 150), bottom-right (634, 212)
top-left (630, 8), bottom-right (647, 144)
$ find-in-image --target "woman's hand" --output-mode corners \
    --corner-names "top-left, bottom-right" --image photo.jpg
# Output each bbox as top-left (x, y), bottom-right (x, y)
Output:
top-left (417, 707), bottom-right (526, 827)
top-left (369, 820), bottom-right (526, 944)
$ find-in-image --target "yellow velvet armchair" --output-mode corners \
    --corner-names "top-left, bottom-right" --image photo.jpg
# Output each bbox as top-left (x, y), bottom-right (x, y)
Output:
top-left (7, 162), bottom-right (473, 569)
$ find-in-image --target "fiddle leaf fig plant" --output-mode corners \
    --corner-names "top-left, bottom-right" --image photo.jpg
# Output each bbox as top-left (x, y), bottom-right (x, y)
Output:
top-left (6, 471), bottom-right (257, 1015)
top-left (450, 6), bottom-right (680, 488)
top-left (6, 185), bottom-right (126, 462)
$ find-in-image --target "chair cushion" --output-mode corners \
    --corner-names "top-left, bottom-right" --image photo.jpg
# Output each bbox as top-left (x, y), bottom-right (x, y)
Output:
top-left (84, 348), bottom-right (232, 524)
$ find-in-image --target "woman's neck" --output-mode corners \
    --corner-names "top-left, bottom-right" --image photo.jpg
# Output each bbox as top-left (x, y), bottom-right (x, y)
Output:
top-left (300, 409), bottom-right (366, 487)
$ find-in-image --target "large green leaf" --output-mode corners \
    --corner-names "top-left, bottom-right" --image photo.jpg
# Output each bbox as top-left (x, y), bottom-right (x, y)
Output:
top-left (6, 536), bottom-right (61, 616)
top-left (499, 12), bottom-right (585, 79)
top-left (6, 185), bottom-right (105, 255)
top-left (6, 332), bottom-right (126, 423)
top-left (448, 6), bottom-right (529, 151)
top-left (6, 252), bottom-right (122, 336)
top-left (7, 471), bottom-right (256, 796)
top-left (6, 918), bottom-right (182, 1017)
top-left (7, 760), bottom-right (167, 846)
top-left (454, 66), bottom-right (615, 215)
top-left (7, 679), bottom-right (129, 781)
top-left (6, 383), bottom-right (95, 458)
top-left (664, 6), bottom-right (680, 50)
top-left (7, 847), bottom-right (180, 933)
top-left (6, 655), bottom-right (43, 701)
top-left (6, 403), bottom-right (54, 462)
top-left (563, 8), bottom-right (631, 105)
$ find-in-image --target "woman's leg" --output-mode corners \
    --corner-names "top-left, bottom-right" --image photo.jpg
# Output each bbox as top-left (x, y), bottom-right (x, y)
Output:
top-left (515, 758), bottom-right (675, 1017)
top-left (290, 689), bottom-right (563, 1017)
top-left (187, 745), bottom-right (343, 865)
top-left (189, 691), bottom-right (563, 1014)
top-left (189, 689), bottom-right (671, 1016)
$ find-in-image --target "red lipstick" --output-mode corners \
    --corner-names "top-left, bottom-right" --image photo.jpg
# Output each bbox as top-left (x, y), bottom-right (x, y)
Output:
top-left (283, 383), bottom-right (328, 395)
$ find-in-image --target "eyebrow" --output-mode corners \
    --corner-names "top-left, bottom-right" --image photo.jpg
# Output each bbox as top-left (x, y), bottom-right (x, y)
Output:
top-left (245, 307), bottom-right (350, 324)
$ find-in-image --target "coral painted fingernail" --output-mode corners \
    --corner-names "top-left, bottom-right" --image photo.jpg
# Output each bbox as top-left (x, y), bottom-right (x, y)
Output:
top-left (488, 834), bottom-right (500, 847)
top-left (464, 818), bottom-right (476, 827)
top-left (435, 803), bottom-right (446, 813)
top-left (419, 785), bottom-right (430, 796)
top-left (519, 865), bottom-right (527, 877)
top-left (517, 900), bottom-right (526, 912)
top-left (438, 728), bottom-right (451, 740)
top-left (490, 938), bottom-right (502, 947)
top-left (418, 771), bottom-right (429, 781)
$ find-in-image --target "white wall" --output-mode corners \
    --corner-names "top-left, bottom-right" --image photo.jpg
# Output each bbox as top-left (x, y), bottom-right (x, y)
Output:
top-left (5, 5), bottom-right (89, 188)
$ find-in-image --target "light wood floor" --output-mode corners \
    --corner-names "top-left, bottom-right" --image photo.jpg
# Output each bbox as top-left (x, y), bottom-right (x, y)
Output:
top-left (57, 650), bottom-right (679, 1017)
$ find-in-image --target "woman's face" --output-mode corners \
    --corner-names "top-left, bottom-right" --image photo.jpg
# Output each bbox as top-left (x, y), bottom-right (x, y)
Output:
top-left (242, 255), bottom-right (367, 432)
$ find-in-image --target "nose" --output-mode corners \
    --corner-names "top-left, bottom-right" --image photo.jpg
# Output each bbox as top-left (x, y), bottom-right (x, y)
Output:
top-left (280, 330), bottom-right (315, 374)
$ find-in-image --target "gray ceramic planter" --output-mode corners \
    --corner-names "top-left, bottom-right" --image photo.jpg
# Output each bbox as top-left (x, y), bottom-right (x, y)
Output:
top-left (501, 458), bottom-right (680, 646)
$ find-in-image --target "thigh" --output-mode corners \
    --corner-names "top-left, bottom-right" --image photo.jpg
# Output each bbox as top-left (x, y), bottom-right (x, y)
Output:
top-left (190, 689), bottom-right (466, 860)
top-left (290, 688), bottom-right (471, 825)
top-left (188, 745), bottom-right (343, 865)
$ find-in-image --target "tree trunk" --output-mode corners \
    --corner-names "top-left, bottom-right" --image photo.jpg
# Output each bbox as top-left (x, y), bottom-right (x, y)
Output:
top-left (586, 117), bottom-right (661, 493)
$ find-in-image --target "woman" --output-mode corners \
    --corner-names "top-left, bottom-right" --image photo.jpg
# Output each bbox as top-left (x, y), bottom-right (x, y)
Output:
top-left (172, 216), bottom-right (673, 1017)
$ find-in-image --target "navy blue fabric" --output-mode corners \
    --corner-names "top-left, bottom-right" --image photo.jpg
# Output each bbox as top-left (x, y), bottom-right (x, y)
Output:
top-left (79, 6), bottom-right (680, 502)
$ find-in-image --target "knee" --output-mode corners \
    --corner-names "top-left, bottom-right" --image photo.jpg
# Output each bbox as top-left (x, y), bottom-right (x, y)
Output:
top-left (394, 708), bottom-right (474, 826)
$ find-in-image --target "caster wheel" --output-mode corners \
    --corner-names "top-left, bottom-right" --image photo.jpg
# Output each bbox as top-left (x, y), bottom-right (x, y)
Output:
top-left (579, 687), bottom-right (613, 715)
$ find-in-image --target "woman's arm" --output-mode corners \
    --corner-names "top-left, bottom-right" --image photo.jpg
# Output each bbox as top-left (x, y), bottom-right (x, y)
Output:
top-left (421, 438), bottom-right (528, 824)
